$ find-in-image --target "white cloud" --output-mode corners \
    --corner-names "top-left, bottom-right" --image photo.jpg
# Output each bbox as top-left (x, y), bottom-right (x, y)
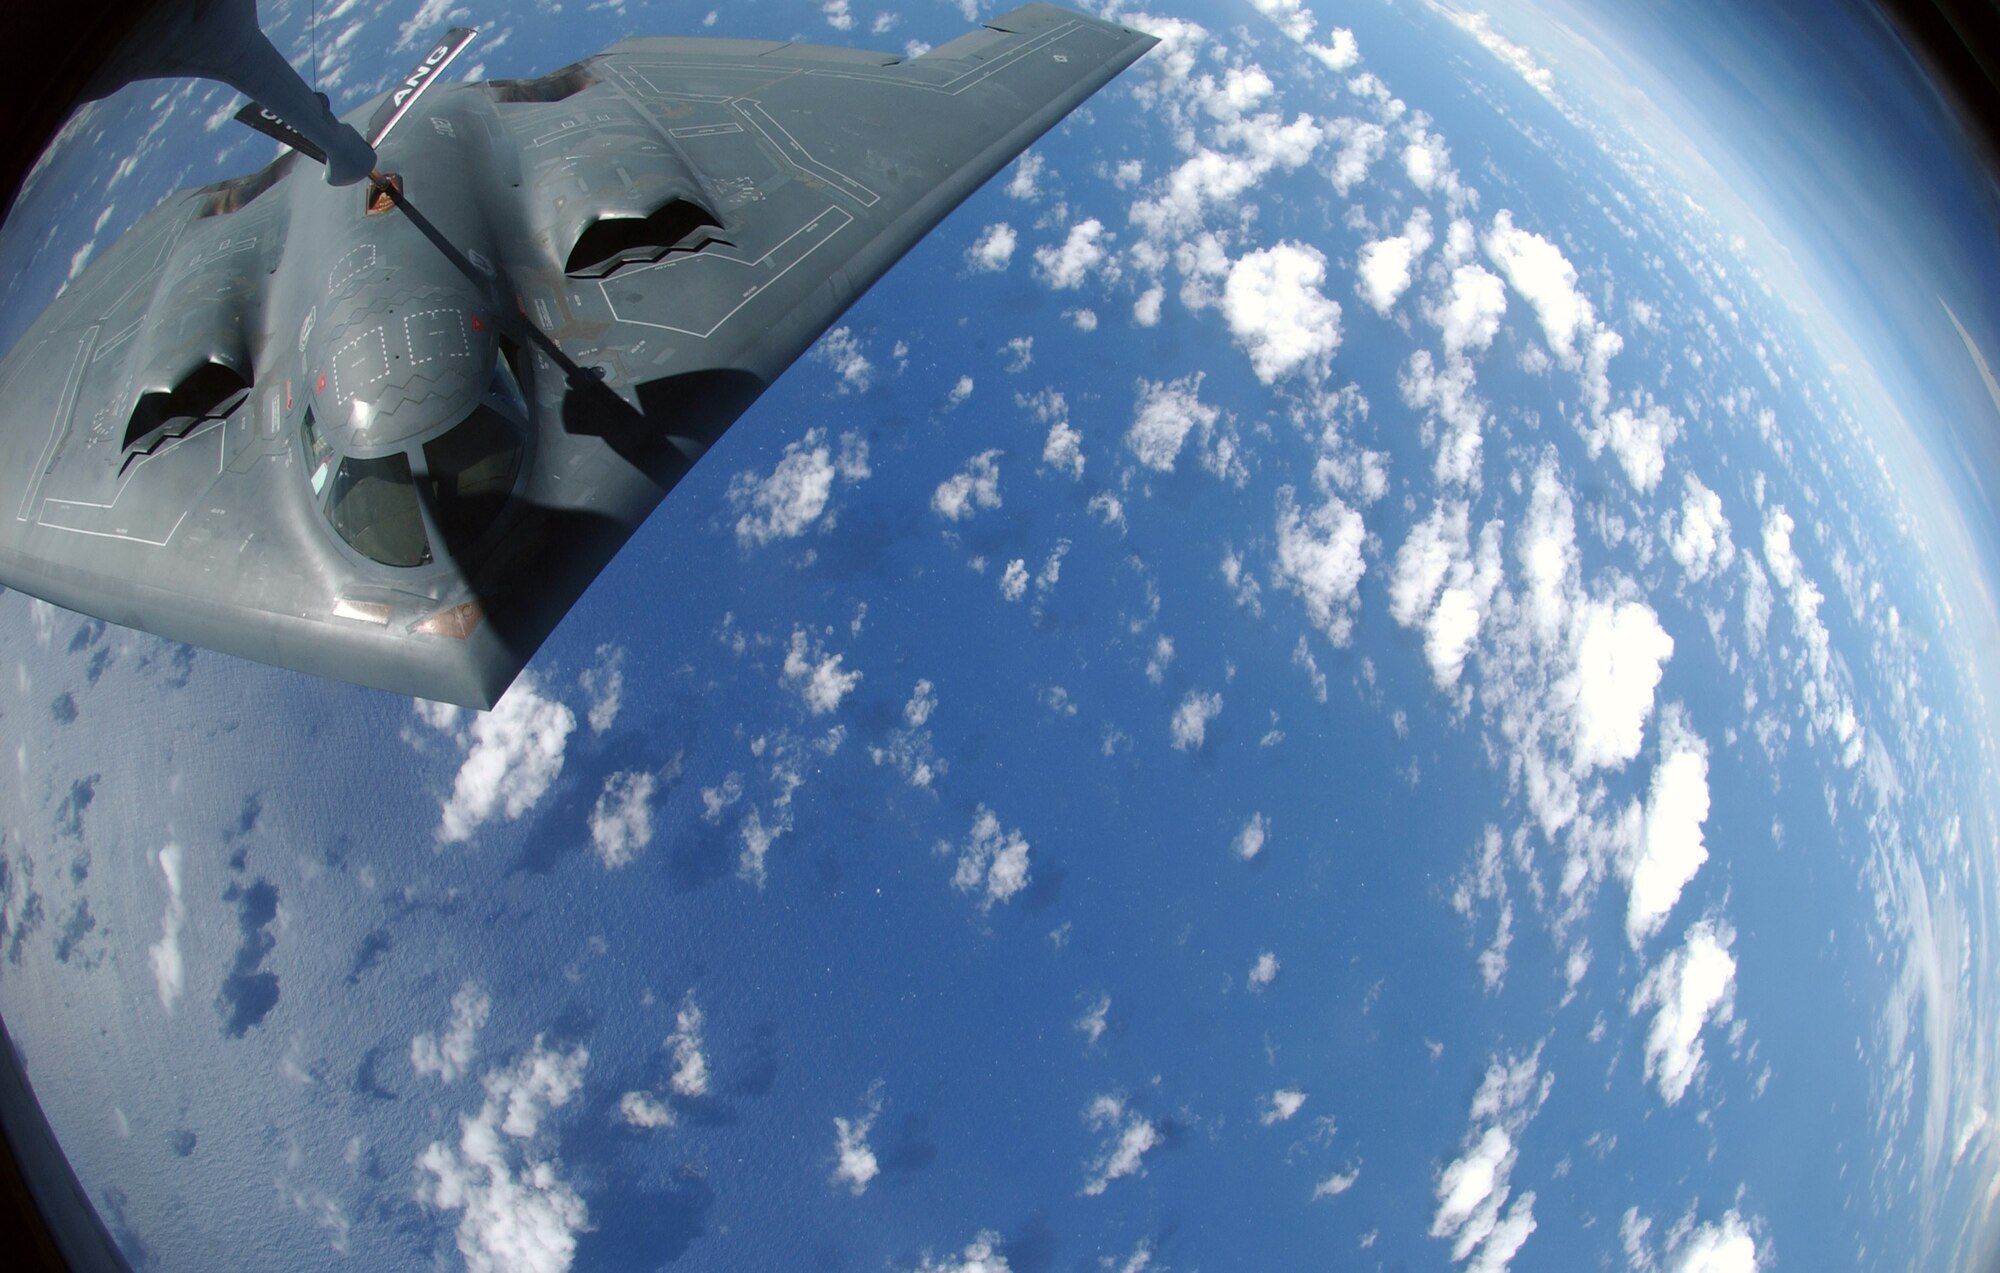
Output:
top-left (1146, 635), bottom-right (1175, 685)
top-left (1621, 710), bottom-right (1711, 947)
top-left (1273, 486), bottom-right (1368, 646)
top-left (907, 1232), bottom-right (1014, 1273)
top-left (433, 675), bottom-right (577, 845)
top-left (667, 992), bottom-right (711, 1099)
top-left (1482, 211), bottom-right (1599, 363)
top-left (821, 0), bottom-right (854, 30)
top-left (1248, 950), bottom-right (1280, 990)
top-left (1246, 0), bottom-right (1314, 41)
top-left (1233, 812), bottom-right (1269, 860)
top-left (1224, 241), bottom-right (1342, 382)
top-left (1066, 307), bottom-right (1098, 331)
top-left (1126, 373), bottom-right (1219, 471)
top-left (1430, 1049), bottom-right (1548, 1273)
top-left (1585, 398), bottom-right (1678, 493)
top-left (618, 1091), bottom-right (672, 1130)
top-left (1314, 1168), bottom-right (1360, 1198)
top-left (1313, 26), bottom-right (1361, 71)
top-left (1631, 919), bottom-right (1737, 1105)
top-left (783, 628), bottom-right (862, 715)
top-left (945, 375), bottom-right (975, 409)
top-left (1441, 9), bottom-right (1557, 101)
top-left (1076, 994), bottom-right (1111, 1048)
top-left (1357, 209), bottom-right (1434, 315)
top-left (1667, 474), bottom-right (1735, 583)
top-left (833, 1086), bottom-right (883, 1195)
top-left (1000, 559), bottom-right (1029, 602)
top-left (1564, 598), bottom-right (1674, 774)
top-left (148, 843), bottom-right (186, 1012)
top-left (1669, 1211), bottom-right (1760, 1272)
top-left (1035, 541), bottom-right (1070, 597)
top-left (972, 222), bottom-right (1024, 272)
top-left (1402, 132), bottom-right (1454, 196)
top-left (1325, 117), bottom-right (1387, 195)
top-left (580, 644), bottom-right (625, 735)
top-left (730, 428), bottom-right (870, 546)
top-left (1400, 348), bottom-right (1487, 486)
top-left (413, 981), bottom-right (493, 1083)
top-left (945, 806), bottom-right (1033, 908)
top-left (1388, 500), bottom-right (1504, 689)
top-left (1034, 218), bottom-right (1109, 288)
top-left (1042, 419), bottom-right (1085, 478)
top-left (1133, 284), bottom-right (1165, 326)
top-left (588, 770), bottom-right (656, 869)
top-left (1006, 151), bottom-right (1045, 200)
top-left (1261, 1088), bottom-right (1307, 1124)
top-left (811, 326), bottom-right (874, 392)
top-left (1430, 263), bottom-right (1508, 357)
top-left (1171, 690), bottom-right (1223, 751)
top-left (1083, 1094), bottom-right (1163, 1196)
top-left (932, 449), bottom-right (1003, 520)
top-left (904, 679), bottom-right (937, 728)
top-left (415, 1037), bottom-right (590, 1273)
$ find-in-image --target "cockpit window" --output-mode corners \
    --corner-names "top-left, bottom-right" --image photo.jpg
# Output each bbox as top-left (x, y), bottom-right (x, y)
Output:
top-left (423, 405), bottom-right (522, 554)
top-left (325, 451), bottom-right (431, 568)
top-left (301, 408), bottom-right (333, 497)
top-left (490, 344), bottom-right (528, 418)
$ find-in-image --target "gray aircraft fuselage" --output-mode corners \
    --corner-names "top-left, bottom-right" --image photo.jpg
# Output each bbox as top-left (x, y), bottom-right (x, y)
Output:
top-left (0, 5), bottom-right (1158, 708)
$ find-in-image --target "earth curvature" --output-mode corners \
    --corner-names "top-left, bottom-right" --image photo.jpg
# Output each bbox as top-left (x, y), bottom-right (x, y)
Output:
top-left (3, 1), bottom-right (1999, 1271)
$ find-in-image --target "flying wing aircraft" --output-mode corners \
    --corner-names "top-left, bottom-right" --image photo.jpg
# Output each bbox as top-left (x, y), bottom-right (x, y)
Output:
top-left (0, 4), bottom-right (1157, 708)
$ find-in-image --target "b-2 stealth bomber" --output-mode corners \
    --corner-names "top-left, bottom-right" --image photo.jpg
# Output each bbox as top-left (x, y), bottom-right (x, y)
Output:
top-left (0, 4), bottom-right (1156, 708)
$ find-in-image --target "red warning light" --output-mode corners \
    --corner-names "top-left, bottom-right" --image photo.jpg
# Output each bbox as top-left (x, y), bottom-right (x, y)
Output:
top-left (315, 373), bottom-right (327, 394)
top-left (470, 315), bottom-right (487, 333)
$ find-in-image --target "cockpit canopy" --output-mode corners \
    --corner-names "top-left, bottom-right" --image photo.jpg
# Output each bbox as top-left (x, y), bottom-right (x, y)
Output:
top-left (302, 346), bottom-right (528, 569)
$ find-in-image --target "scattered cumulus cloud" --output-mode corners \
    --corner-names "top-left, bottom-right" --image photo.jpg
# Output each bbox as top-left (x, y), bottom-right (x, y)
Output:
top-left (783, 628), bottom-right (862, 715)
top-left (588, 770), bottom-right (656, 869)
top-left (944, 806), bottom-right (1033, 908)
top-left (810, 326), bottom-right (874, 392)
top-left (1224, 241), bottom-right (1343, 381)
top-left (833, 1085), bottom-right (883, 1195)
top-left (1667, 475), bottom-right (1736, 583)
top-left (1357, 209), bottom-right (1434, 315)
top-left (932, 450), bottom-right (1004, 520)
top-left (1439, 7), bottom-right (1558, 101)
top-left (1127, 373), bottom-right (1220, 471)
top-left (579, 644), bottom-right (624, 734)
top-left (1326, 117), bottom-right (1387, 195)
top-left (412, 981), bottom-right (492, 1084)
top-left (905, 1232), bottom-right (1014, 1272)
top-left (148, 844), bottom-right (186, 1012)
top-left (967, 223), bottom-right (1017, 272)
top-left (430, 675), bottom-right (577, 845)
top-left (1001, 559), bottom-right (1030, 602)
top-left (1631, 919), bottom-right (1737, 1105)
top-left (1171, 690), bottom-right (1224, 751)
top-left (1248, 950), bottom-right (1280, 990)
top-left (1034, 218), bottom-right (1109, 288)
top-left (1083, 1094), bottom-right (1163, 1196)
top-left (1430, 263), bottom-right (1508, 356)
top-left (1233, 812), bottom-right (1269, 860)
top-left (667, 993), bottom-right (711, 1099)
top-left (730, 429), bottom-right (871, 546)
top-left (1621, 710), bottom-right (1712, 947)
top-left (1430, 1048), bottom-right (1549, 1273)
top-left (1273, 486), bottom-right (1368, 645)
top-left (618, 1091), bottom-right (672, 1130)
top-left (1042, 418), bottom-right (1085, 478)
top-left (1262, 1088), bottom-right (1307, 1124)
